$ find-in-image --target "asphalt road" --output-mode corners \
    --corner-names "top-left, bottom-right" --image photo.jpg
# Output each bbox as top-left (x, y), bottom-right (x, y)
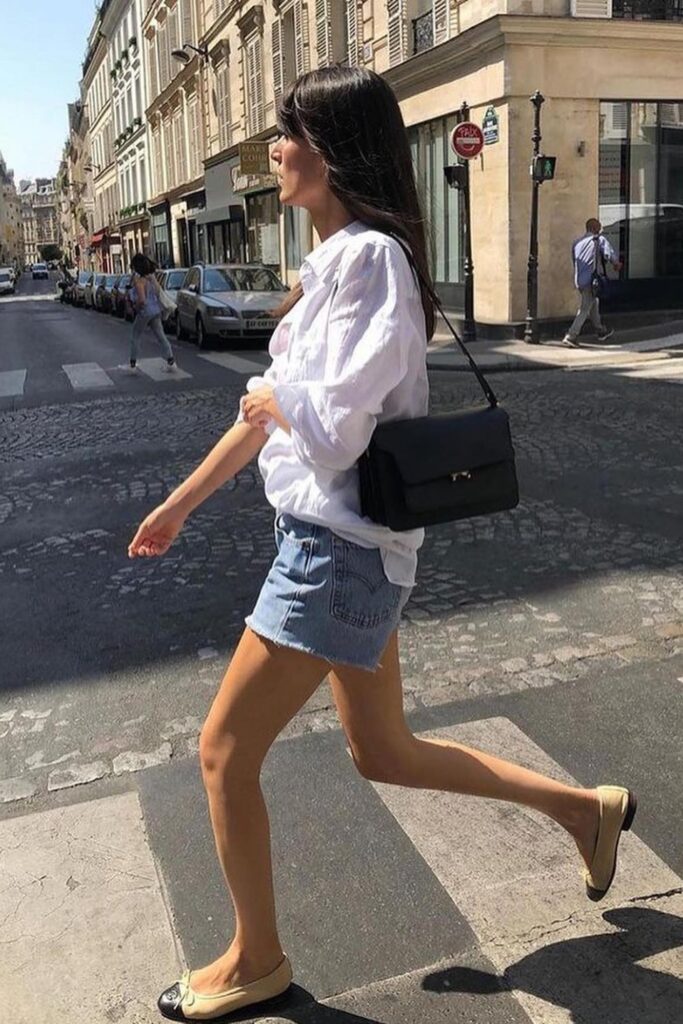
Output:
top-left (1, 275), bottom-right (682, 1024)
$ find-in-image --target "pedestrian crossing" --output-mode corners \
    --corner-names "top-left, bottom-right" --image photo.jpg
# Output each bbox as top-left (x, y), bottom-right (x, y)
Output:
top-left (2, 712), bottom-right (681, 1023)
top-left (0, 352), bottom-right (270, 398)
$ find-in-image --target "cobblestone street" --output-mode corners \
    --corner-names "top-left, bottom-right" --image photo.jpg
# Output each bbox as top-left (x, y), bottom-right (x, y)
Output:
top-left (2, 365), bottom-right (681, 807)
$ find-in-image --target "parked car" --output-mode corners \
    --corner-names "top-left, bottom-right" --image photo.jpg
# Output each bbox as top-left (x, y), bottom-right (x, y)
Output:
top-left (72, 270), bottom-right (94, 306)
top-left (176, 264), bottom-right (287, 348)
top-left (32, 262), bottom-right (49, 280)
top-left (96, 274), bottom-right (119, 313)
top-left (0, 268), bottom-right (16, 296)
top-left (84, 273), bottom-right (104, 309)
top-left (111, 273), bottom-right (134, 319)
top-left (155, 267), bottom-right (188, 332)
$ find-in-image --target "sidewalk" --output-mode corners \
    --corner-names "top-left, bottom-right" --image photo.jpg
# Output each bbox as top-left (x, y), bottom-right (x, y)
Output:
top-left (428, 315), bottom-right (683, 373)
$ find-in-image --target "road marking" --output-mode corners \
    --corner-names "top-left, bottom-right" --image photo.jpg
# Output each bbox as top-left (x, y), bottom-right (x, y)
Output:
top-left (615, 359), bottom-right (683, 382)
top-left (196, 351), bottom-right (271, 375)
top-left (62, 362), bottom-right (115, 390)
top-left (622, 335), bottom-right (683, 352)
top-left (136, 357), bottom-right (191, 381)
top-left (0, 369), bottom-right (27, 397)
top-left (371, 716), bottom-right (683, 1024)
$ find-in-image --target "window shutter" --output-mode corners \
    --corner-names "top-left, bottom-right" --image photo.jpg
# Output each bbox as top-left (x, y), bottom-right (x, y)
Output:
top-left (433, 0), bottom-right (449, 45)
top-left (247, 36), bottom-right (264, 136)
top-left (387, 0), bottom-right (406, 67)
top-left (158, 23), bottom-right (169, 91)
top-left (188, 99), bottom-right (201, 178)
top-left (294, 0), bottom-right (310, 76)
top-left (315, 0), bottom-right (331, 67)
top-left (570, 0), bottom-right (612, 16)
top-left (217, 65), bottom-right (231, 149)
top-left (168, 6), bottom-right (179, 60)
top-left (346, 0), bottom-right (360, 66)
top-left (181, 0), bottom-right (193, 45)
top-left (272, 18), bottom-right (284, 99)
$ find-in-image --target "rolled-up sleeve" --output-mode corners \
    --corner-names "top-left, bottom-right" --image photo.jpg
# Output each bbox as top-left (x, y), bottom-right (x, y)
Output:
top-left (273, 241), bottom-right (422, 473)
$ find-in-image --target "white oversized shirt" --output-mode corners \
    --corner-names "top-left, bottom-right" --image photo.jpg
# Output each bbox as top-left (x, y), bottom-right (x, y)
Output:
top-left (238, 220), bottom-right (430, 586)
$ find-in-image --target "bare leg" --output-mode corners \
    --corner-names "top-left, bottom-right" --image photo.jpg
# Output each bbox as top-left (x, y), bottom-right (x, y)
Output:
top-left (191, 628), bottom-right (329, 995)
top-left (330, 634), bottom-right (599, 867)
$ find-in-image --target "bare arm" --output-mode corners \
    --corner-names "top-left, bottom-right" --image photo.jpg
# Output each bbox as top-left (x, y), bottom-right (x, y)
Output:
top-left (165, 421), bottom-right (267, 518)
top-left (128, 421), bottom-right (267, 557)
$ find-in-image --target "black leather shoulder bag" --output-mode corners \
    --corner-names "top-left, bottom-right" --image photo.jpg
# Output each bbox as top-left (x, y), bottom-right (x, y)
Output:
top-left (358, 241), bottom-right (519, 532)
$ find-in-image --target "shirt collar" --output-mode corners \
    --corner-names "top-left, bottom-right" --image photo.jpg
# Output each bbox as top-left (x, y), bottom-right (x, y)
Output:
top-left (299, 219), bottom-right (365, 291)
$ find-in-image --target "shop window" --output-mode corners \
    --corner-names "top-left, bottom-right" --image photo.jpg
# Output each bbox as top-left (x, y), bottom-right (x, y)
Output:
top-left (599, 100), bottom-right (683, 280)
top-left (408, 116), bottom-right (462, 291)
top-left (285, 205), bottom-right (307, 269)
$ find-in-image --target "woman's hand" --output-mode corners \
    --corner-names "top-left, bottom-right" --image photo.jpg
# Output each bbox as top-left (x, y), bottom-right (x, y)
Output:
top-left (240, 386), bottom-right (290, 433)
top-left (128, 502), bottom-right (187, 558)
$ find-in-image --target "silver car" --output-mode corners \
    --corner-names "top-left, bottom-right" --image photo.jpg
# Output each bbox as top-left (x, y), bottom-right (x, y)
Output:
top-left (176, 264), bottom-right (288, 349)
top-left (155, 267), bottom-right (188, 332)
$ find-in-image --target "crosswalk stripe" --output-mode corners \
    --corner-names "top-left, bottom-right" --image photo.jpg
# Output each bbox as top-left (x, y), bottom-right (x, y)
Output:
top-left (136, 357), bottom-right (191, 381)
top-left (0, 369), bottom-right (26, 397)
top-left (62, 362), bottom-right (115, 390)
top-left (370, 716), bottom-right (683, 1024)
top-left (196, 351), bottom-right (271, 375)
top-left (616, 360), bottom-right (683, 381)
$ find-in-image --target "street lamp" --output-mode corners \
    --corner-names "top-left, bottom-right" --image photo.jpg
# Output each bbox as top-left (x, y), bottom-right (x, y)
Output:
top-left (524, 91), bottom-right (545, 345)
top-left (171, 42), bottom-right (209, 64)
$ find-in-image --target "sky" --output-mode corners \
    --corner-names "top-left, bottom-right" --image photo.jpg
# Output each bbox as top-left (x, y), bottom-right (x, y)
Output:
top-left (0, 1), bottom-right (98, 182)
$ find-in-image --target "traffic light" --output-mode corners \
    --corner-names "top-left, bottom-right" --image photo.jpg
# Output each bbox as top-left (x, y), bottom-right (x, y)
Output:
top-left (532, 155), bottom-right (557, 182)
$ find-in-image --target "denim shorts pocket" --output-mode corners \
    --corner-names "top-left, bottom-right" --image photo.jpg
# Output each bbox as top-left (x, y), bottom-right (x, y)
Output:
top-left (330, 535), bottom-right (401, 630)
top-left (275, 513), bottom-right (315, 550)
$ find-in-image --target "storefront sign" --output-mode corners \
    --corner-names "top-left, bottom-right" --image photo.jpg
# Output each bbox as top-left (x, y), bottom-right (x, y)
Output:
top-left (482, 106), bottom-right (499, 146)
top-left (450, 122), bottom-right (484, 160)
top-left (232, 165), bottom-right (278, 195)
top-left (239, 142), bottom-right (272, 176)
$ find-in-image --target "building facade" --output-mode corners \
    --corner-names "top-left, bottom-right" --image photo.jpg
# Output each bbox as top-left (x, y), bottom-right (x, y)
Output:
top-left (102, 0), bottom-right (153, 266)
top-left (0, 153), bottom-right (24, 267)
top-left (69, 0), bottom-right (683, 328)
top-left (143, 0), bottom-right (205, 268)
top-left (82, 17), bottom-right (121, 272)
top-left (19, 179), bottom-right (59, 266)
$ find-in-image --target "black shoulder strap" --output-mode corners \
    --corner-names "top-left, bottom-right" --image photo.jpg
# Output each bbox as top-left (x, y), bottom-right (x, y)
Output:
top-left (392, 237), bottom-right (499, 409)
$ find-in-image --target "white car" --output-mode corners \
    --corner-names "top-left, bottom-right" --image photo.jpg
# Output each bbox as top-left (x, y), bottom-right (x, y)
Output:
top-left (155, 267), bottom-right (188, 331)
top-left (0, 268), bottom-right (15, 295)
top-left (32, 262), bottom-right (49, 280)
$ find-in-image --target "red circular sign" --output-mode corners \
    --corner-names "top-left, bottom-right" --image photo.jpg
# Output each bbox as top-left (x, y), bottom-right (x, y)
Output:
top-left (450, 122), bottom-right (484, 160)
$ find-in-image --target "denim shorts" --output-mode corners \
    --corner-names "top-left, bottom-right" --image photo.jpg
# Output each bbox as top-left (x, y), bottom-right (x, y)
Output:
top-left (245, 513), bottom-right (411, 672)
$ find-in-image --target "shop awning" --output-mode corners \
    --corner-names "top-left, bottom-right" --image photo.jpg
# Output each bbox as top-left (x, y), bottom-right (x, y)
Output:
top-left (90, 230), bottom-right (107, 245)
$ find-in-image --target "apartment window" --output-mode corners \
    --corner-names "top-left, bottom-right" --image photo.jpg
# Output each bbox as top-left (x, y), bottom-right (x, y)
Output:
top-left (216, 64), bottom-right (231, 150)
top-left (168, 5), bottom-right (180, 75)
top-left (612, 1), bottom-right (683, 19)
top-left (245, 35), bottom-right (264, 136)
top-left (213, 0), bottom-right (229, 23)
top-left (152, 126), bottom-right (164, 194)
top-left (346, 0), bottom-right (361, 66)
top-left (164, 118), bottom-right (175, 187)
top-left (181, 0), bottom-right (194, 43)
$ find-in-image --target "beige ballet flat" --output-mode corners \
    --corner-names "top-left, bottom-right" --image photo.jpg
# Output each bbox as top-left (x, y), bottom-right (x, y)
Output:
top-left (157, 954), bottom-right (293, 1021)
top-left (584, 786), bottom-right (637, 902)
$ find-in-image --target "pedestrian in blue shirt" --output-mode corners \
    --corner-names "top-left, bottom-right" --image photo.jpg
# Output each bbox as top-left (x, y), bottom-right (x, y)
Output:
top-left (562, 218), bottom-right (621, 347)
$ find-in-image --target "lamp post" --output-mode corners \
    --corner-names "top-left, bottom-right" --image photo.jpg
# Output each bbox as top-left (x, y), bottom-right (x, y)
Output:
top-left (524, 91), bottom-right (545, 344)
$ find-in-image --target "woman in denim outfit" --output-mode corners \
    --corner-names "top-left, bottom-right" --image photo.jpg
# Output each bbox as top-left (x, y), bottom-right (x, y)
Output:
top-left (129, 67), bottom-right (635, 1022)
top-left (129, 252), bottom-right (176, 371)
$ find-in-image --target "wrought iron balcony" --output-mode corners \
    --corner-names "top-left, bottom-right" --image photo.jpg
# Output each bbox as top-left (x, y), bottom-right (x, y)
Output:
top-left (413, 10), bottom-right (434, 55)
top-left (612, 0), bottom-right (683, 19)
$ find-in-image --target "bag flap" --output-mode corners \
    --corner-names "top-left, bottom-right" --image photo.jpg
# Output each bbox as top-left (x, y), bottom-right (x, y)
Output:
top-left (369, 406), bottom-right (514, 486)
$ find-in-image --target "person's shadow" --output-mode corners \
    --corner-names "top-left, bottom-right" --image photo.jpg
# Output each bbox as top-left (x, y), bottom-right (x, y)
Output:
top-left (424, 906), bottom-right (683, 1024)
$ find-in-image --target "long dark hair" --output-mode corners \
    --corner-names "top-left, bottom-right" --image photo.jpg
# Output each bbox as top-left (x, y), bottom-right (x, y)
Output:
top-left (131, 253), bottom-right (157, 277)
top-left (276, 65), bottom-right (435, 339)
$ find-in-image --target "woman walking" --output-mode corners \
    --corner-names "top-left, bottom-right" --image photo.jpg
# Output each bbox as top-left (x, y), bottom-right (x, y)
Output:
top-left (129, 67), bottom-right (636, 1022)
top-left (129, 253), bottom-right (176, 371)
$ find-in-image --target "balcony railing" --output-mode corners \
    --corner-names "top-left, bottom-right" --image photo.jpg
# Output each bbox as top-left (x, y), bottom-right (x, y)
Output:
top-left (612, 0), bottom-right (683, 19)
top-left (413, 10), bottom-right (434, 55)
